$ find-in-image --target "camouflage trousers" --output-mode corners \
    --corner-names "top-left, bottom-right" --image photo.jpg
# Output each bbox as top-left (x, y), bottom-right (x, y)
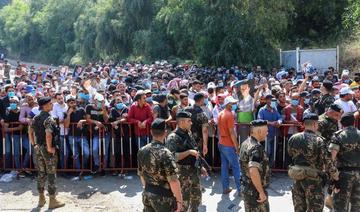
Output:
top-left (291, 178), bottom-right (324, 212)
top-left (333, 171), bottom-right (360, 212)
top-left (35, 146), bottom-right (58, 195)
top-left (178, 165), bottom-right (201, 212)
top-left (242, 184), bottom-right (269, 212)
top-left (142, 191), bottom-right (176, 212)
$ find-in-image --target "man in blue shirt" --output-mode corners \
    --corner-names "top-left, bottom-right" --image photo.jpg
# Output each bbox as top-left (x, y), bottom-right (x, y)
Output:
top-left (258, 95), bottom-right (282, 166)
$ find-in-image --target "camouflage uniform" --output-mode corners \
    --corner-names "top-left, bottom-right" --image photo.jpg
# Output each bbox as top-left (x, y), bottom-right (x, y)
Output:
top-left (185, 105), bottom-right (208, 150)
top-left (32, 111), bottom-right (58, 195)
top-left (240, 136), bottom-right (270, 212)
top-left (315, 94), bottom-right (335, 115)
top-left (166, 128), bottom-right (201, 212)
top-left (318, 113), bottom-right (339, 146)
top-left (288, 130), bottom-right (337, 212)
top-left (137, 140), bottom-right (178, 212)
top-left (329, 126), bottom-right (360, 212)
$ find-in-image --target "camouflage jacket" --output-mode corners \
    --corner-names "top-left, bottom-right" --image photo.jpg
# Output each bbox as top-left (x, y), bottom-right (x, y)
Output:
top-left (137, 140), bottom-right (178, 189)
top-left (318, 114), bottom-right (339, 144)
top-left (315, 94), bottom-right (335, 115)
top-left (240, 136), bottom-right (270, 188)
top-left (329, 127), bottom-right (360, 169)
top-left (288, 130), bottom-right (338, 179)
top-left (185, 105), bottom-right (209, 143)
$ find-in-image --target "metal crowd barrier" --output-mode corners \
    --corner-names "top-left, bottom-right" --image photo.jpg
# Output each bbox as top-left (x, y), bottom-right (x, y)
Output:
top-left (1, 118), bottom-right (360, 173)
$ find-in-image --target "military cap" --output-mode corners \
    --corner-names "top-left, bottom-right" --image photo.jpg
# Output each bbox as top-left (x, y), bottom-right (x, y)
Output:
top-left (300, 91), bottom-right (310, 98)
top-left (340, 112), bottom-right (355, 127)
top-left (311, 89), bottom-right (321, 95)
top-left (193, 93), bottom-right (205, 102)
top-left (176, 111), bottom-right (192, 119)
top-left (302, 113), bottom-right (318, 121)
top-left (250, 119), bottom-right (268, 127)
top-left (151, 118), bottom-right (166, 131)
top-left (329, 103), bottom-right (342, 113)
top-left (265, 94), bottom-right (274, 99)
top-left (38, 96), bottom-right (52, 107)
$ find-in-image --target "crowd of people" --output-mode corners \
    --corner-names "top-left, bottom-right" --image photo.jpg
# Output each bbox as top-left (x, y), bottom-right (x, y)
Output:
top-left (0, 60), bottom-right (359, 176)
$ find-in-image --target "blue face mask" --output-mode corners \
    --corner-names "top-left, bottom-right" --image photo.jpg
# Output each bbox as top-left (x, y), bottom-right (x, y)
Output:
top-left (218, 82), bottom-right (224, 87)
top-left (146, 97), bottom-right (153, 103)
top-left (271, 101), bottom-right (277, 109)
top-left (9, 103), bottom-right (17, 110)
top-left (304, 98), bottom-right (310, 105)
top-left (291, 99), bottom-right (299, 106)
top-left (231, 104), bottom-right (237, 111)
top-left (31, 90), bottom-right (36, 96)
top-left (79, 93), bottom-right (90, 101)
top-left (153, 90), bottom-right (159, 94)
top-left (8, 91), bottom-right (15, 98)
top-left (96, 102), bottom-right (103, 109)
top-left (115, 103), bottom-right (125, 110)
top-left (204, 99), bottom-right (209, 106)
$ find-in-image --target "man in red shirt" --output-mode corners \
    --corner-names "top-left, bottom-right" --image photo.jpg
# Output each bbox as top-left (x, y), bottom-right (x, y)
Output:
top-left (218, 96), bottom-right (241, 195)
top-left (128, 90), bottom-right (154, 149)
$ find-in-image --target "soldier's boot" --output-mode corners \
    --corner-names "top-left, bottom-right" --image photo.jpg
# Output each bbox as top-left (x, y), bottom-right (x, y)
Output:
top-left (38, 193), bottom-right (46, 207)
top-left (48, 195), bottom-right (65, 209)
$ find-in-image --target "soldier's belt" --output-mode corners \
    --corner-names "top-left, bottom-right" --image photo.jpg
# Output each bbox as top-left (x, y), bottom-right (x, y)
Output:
top-left (288, 165), bottom-right (321, 181)
top-left (338, 167), bottom-right (360, 172)
top-left (145, 184), bottom-right (173, 197)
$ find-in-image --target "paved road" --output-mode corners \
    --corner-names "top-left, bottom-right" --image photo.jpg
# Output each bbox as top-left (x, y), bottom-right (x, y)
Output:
top-left (0, 172), bottom-right (332, 212)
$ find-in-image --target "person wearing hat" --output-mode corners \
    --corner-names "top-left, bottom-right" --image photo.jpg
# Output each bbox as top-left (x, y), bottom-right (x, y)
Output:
top-left (217, 96), bottom-right (242, 195)
top-left (318, 104), bottom-right (343, 144)
top-left (127, 90), bottom-right (154, 149)
top-left (29, 96), bottom-right (65, 209)
top-left (315, 80), bottom-right (335, 115)
top-left (239, 119), bottom-right (270, 211)
top-left (334, 87), bottom-right (357, 114)
top-left (166, 111), bottom-right (203, 211)
top-left (329, 113), bottom-right (360, 211)
top-left (138, 118), bottom-right (183, 212)
top-left (257, 94), bottom-right (282, 167)
top-left (185, 92), bottom-right (209, 156)
top-left (288, 113), bottom-right (338, 212)
top-left (64, 95), bottom-right (90, 171)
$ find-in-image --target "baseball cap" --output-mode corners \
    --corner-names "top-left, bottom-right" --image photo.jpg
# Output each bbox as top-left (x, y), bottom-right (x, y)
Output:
top-left (224, 96), bottom-right (238, 105)
top-left (339, 87), bottom-right (355, 95)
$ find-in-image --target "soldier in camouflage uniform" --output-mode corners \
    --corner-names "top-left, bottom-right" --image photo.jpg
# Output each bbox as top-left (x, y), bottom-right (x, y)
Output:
top-left (240, 119), bottom-right (270, 212)
top-left (28, 97), bottom-right (65, 209)
top-left (166, 111), bottom-right (203, 212)
top-left (288, 113), bottom-right (338, 212)
top-left (318, 103), bottom-right (343, 145)
top-left (315, 80), bottom-right (335, 115)
top-left (329, 113), bottom-right (360, 212)
top-left (185, 93), bottom-right (209, 156)
top-left (137, 118), bottom-right (183, 212)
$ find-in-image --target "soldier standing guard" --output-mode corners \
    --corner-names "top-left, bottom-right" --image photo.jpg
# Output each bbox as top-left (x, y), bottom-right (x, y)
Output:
top-left (240, 119), bottom-right (270, 212)
top-left (28, 97), bottom-right (65, 209)
top-left (137, 118), bottom-right (183, 212)
top-left (288, 113), bottom-right (338, 212)
top-left (166, 111), bottom-right (205, 212)
top-left (329, 113), bottom-right (360, 211)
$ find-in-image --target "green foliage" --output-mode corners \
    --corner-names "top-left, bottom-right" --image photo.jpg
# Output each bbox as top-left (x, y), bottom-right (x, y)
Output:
top-left (0, 0), bottom-right (358, 66)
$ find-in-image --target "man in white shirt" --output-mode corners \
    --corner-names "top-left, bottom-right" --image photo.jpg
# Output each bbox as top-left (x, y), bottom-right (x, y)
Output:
top-left (335, 87), bottom-right (357, 114)
top-left (51, 92), bottom-right (69, 169)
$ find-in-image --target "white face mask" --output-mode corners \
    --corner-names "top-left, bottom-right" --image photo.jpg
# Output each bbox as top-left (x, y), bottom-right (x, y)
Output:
top-left (335, 95), bottom-right (340, 100)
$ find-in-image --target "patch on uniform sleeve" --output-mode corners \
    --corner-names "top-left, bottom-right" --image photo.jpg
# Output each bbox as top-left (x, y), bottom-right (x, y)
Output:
top-left (44, 117), bottom-right (54, 133)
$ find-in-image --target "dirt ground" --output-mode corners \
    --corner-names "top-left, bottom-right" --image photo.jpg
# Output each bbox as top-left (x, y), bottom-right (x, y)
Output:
top-left (0, 172), bottom-right (332, 212)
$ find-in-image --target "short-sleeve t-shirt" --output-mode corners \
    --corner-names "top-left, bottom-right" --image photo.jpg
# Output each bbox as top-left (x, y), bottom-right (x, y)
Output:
top-left (218, 109), bottom-right (235, 147)
top-left (68, 107), bottom-right (87, 137)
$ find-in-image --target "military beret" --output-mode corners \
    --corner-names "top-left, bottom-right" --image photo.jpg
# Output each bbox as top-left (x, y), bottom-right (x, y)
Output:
top-left (265, 94), bottom-right (274, 99)
top-left (302, 113), bottom-right (318, 121)
top-left (329, 104), bottom-right (342, 113)
top-left (340, 112), bottom-right (355, 127)
top-left (176, 111), bottom-right (192, 119)
top-left (250, 119), bottom-right (268, 127)
top-left (311, 89), bottom-right (321, 95)
top-left (38, 96), bottom-right (52, 107)
top-left (151, 118), bottom-right (166, 131)
top-left (300, 91), bottom-right (310, 97)
top-left (193, 93), bottom-right (205, 102)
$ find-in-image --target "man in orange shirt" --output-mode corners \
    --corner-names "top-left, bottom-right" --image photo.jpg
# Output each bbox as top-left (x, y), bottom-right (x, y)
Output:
top-left (218, 96), bottom-right (241, 195)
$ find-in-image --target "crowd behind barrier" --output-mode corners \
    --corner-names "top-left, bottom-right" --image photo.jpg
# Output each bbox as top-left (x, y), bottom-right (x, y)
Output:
top-left (1, 118), bottom-right (359, 174)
